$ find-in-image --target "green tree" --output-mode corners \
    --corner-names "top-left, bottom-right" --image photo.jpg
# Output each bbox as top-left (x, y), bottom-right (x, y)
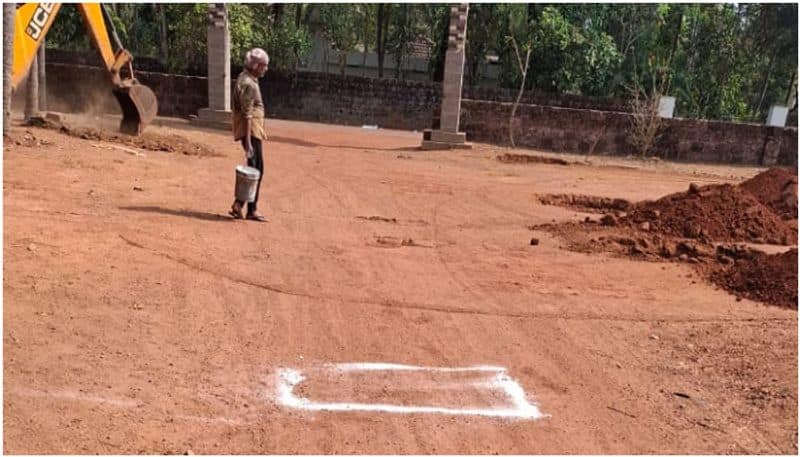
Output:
top-left (386, 3), bottom-right (413, 79)
top-left (319, 4), bottom-right (361, 75)
top-left (465, 4), bottom-right (501, 85)
top-left (31, 3), bottom-right (800, 123)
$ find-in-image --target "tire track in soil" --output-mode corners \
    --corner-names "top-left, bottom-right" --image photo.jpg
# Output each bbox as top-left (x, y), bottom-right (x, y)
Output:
top-left (117, 233), bottom-right (792, 325)
top-left (386, 177), bottom-right (489, 310)
top-left (282, 154), bottom-right (384, 301)
top-left (413, 180), bottom-right (541, 318)
top-left (119, 234), bottom-right (315, 299)
top-left (383, 176), bottom-right (512, 386)
top-left (255, 156), bottom-right (475, 392)
top-left (430, 194), bottom-right (485, 305)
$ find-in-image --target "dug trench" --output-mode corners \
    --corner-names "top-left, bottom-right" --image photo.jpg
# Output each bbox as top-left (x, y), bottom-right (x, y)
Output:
top-left (532, 168), bottom-right (799, 309)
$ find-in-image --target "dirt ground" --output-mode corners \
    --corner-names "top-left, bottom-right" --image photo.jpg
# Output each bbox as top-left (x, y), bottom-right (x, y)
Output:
top-left (3, 114), bottom-right (797, 454)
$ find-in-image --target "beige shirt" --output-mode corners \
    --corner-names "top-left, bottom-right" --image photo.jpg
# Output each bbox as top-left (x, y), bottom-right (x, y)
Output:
top-left (232, 70), bottom-right (266, 141)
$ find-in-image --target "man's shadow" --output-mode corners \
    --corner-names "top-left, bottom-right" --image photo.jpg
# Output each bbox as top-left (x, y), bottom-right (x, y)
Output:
top-left (269, 135), bottom-right (419, 152)
top-left (120, 206), bottom-right (232, 222)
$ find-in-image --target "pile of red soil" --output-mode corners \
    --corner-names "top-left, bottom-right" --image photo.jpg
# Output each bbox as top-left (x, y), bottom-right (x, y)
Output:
top-left (497, 153), bottom-right (572, 165)
top-left (710, 247), bottom-right (798, 309)
top-left (73, 127), bottom-right (217, 156)
top-left (537, 194), bottom-right (631, 213)
top-left (536, 168), bottom-right (798, 308)
top-left (740, 167), bottom-right (798, 221)
top-left (620, 182), bottom-right (797, 245)
top-left (28, 118), bottom-right (217, 157)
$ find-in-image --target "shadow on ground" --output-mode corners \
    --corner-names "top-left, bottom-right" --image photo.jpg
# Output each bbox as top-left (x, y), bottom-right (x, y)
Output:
top-left (269, 135), bottom-right (420, 152)
top-left (119, 206), bottom-right (232, 222)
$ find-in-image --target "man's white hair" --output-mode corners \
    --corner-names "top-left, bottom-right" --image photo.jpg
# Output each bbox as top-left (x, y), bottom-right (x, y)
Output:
top-left (245, 48), bottom-right (269, 69)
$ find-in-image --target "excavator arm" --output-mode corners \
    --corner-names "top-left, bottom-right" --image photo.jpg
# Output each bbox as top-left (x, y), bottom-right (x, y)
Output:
top-left (11, 3), bottom-right (158, 135)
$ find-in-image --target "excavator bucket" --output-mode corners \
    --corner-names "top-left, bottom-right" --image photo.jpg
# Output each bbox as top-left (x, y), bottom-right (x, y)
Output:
top-left (112, 82), bottom-right (158, 135)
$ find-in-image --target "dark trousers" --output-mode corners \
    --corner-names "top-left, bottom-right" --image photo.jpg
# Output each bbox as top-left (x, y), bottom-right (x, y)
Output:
top-left (240, 137), bottom-right (264, 214)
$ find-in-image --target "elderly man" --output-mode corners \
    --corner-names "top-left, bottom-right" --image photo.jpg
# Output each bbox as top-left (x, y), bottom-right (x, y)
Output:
top-left (230, 48), bottom-right (269, 222)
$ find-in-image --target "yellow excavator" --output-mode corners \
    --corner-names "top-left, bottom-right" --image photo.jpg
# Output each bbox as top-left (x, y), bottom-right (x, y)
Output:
top-left (11, 3), bottom-right (158, 135)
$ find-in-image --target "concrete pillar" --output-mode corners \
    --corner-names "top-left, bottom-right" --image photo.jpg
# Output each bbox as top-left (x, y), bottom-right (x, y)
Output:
top-left (195, 3), bottom-right (232, 128)
top-left (422, 4), bottom-right (472, 150)
top-left (207, 3), bottom-right (230, 111)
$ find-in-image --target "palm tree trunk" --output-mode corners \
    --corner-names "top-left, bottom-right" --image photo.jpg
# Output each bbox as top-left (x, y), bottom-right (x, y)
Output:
top-left (38, 40), bottom-right (47, 112)
top-left (664, 9), bottom-right (683, 93)
top-left (156, 4), bottom-right (168, 67)
top-left (377, 4), bottom-right (385, 78)
top-left (394, 4), bottom-right (409, 80)
top-left (361, 7), bottom-right (368, 76)
top-left (756, 53), bottom-right (775, 115)
top-left (3, 3), bottom-right (15, 135)
top-left (24, 55), bottom-right (39, 120)
top-left (784, 70), bottom-right (796, 106)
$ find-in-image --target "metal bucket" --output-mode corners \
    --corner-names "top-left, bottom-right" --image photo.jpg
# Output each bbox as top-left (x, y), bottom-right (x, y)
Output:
top-left (235, 165), bottom-right (261, 202)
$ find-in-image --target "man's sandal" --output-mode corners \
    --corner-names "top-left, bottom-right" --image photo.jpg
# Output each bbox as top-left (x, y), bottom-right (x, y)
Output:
top-left (246, 213), bottom-right (268, 222)
top-left (229, 204), bottom-right (244, 219)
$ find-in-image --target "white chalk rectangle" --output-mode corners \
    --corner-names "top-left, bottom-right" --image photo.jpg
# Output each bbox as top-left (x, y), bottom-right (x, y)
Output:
top-left (274, 362), bottom-right (546, 420)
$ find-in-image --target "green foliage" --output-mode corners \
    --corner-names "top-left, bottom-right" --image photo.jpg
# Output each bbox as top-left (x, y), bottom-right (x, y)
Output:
top-left (45, 5), bottom-right (90, 52)
top-left (163, 4), bottom-right (207, 74)
top-left (464, 4), bottom-right (501, 85)
top-left (46, 4), bottom-right (311, 75)
top-left (319, 4), bottom-right (360, 53)
top-left (529, 6), bottom-right (621, 95)
top-left (41, 3), bottom-right (797, 123)
top-left (265, 13), bottom-right (313, 71)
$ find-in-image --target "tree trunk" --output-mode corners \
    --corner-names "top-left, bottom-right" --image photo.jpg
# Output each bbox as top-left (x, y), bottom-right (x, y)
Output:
top-left (509, 40), bottom-right (532, 149)
top-left (377, 4), bottom-right (385, 78)
top-left (464, 6), bottom-right (478, 86)
top-left (361, 38), bottom-right (368, 76)
top-left (156, 3), bottom-right (168, 67)
top-left (3, 3), bottom-right (15, 136)
top-left (664, 9), bottom-right (683, 92)
top-left (685, 14), bottom-right (698, 80)
top-left (24, 56), bottom-right (39, 120)
top-left (272, 4), bottom-right (284, 23)
top-left (784, 70), bottom-right (796, 106)
top-left (756, 53), bottom-right (775, 115)
top-left (38, 39), bottom-right (47, 112)
top-left (526, 4), bottom-right (537, 25)
top-left (293, 4), bottom-right (303, 70)
top-left (433, 7), bottom-right (449, 82)
top-left (395, 4), bottom-right (410, 80)
top-left (666, 10), bottom-right (683, 66)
